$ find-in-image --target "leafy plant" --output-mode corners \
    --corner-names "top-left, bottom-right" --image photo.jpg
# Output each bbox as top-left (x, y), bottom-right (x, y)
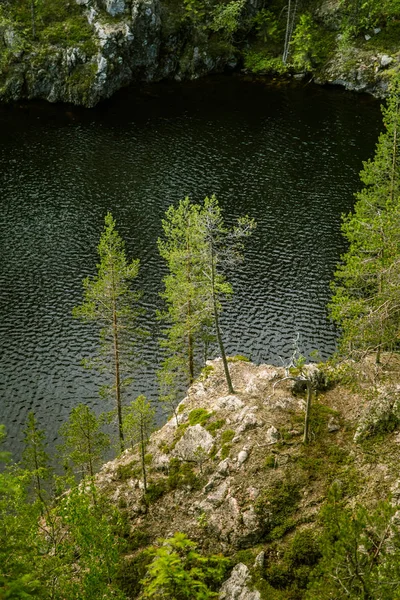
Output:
top-left (140, 532), bottom-right (229, 599)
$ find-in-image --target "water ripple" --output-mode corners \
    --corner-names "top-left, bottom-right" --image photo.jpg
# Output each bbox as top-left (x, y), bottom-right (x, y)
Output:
top-left (0, 77), bottom-right (381, 457)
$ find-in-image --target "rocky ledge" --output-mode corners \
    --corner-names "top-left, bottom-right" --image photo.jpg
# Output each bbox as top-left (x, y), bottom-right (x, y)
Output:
top-left (94, 356), bottom-right (400, 598)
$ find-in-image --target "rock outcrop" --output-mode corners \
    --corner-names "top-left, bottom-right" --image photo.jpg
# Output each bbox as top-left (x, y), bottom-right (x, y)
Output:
top-left (0, 0), bottom-right (238, 106)
top-left (219, 563), bottom-right (261, 600)
top-left (92, 355), bottom-right (400, 598)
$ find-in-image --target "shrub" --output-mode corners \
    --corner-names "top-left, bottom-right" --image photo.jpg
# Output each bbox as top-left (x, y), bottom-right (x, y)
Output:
top-left (255, 478), bottom-right (301, 540)
top-left (188, 408), bottom-right (212, 427)
top-left (167, 458), bottom-right (201, 491)
top-left (141, 532), bottom-right (229, 599)
top-left (145, 480), bottom-right (167, 504)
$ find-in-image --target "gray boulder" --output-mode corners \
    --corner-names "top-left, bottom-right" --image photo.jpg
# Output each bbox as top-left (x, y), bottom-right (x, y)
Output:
top-left (219, 563), bottom-right (261, 600)
top-left (172, 424), bottom-right (214, 461)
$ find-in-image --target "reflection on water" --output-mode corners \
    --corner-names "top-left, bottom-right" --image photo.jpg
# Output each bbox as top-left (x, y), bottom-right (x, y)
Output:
top-left (0, 76), bottom-right (381, 457)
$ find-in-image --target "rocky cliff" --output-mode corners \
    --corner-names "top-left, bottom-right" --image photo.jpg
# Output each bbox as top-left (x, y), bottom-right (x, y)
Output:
top-left (94, 356), bottom-right (400, 598)
top-left (1, 0), bottom-right (399, 107)
top-left (0, 0), bottom-right (244, 106)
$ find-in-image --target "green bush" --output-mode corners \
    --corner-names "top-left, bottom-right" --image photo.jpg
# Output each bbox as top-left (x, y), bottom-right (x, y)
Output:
top-left (188, 408), bottom-right (212, 426)
top-left (145, 480), bottom-right (167, 504)
top-left (116, 462), bottom-right (137, 481)
top-left (220, 444), bottom-right (231, 459)
top-left (167, 458), bottom-right (202, 491)
top-left (129, 528), bottom-right (152, 551)
top-left (264, 455), bottom-right (277, 469)
top-left (141, 532), bottom-right (229, 599)
top-left (255, 478), bottom-right (301, 540)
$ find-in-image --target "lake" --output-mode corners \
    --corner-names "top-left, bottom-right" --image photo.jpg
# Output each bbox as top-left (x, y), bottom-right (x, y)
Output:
top-left (0, 75), bottom-right (382, 457)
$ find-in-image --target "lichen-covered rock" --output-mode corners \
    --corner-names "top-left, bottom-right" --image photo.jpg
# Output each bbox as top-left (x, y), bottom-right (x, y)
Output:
top-left (354, 387), bottom-right (400, 442)
top-left (219, 563), bottom-right (261, 600)
top-left (172, 424), bottom-right (214, 461)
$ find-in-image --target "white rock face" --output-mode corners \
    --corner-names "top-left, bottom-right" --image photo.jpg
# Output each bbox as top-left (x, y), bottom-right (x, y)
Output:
top-left (265, 425), bottom-right (279, 444)
top-left (380, 54), bottom-right (393, 68)
top-left (219, 563), bottom-right (261, 600)
top-left (237, 450), bottom-right (249, 466)
top-left (101, 0), bottom-right (126, 15)
top-left (216, 395), bottom-right (244, 411)
top-left (172, 424), bottom-right (214, 461)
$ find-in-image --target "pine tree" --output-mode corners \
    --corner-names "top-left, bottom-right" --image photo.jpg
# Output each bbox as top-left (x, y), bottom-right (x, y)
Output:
top-left (122, 395), bottom-right (155, 493)
top-left (158, 196), bottom-right (255, 401)
top-left (73, 213), bottom-right (144, 451)
top-left (329, 79), bottom-right (400, 362)
top-left (58, 404), bottom-right (110, 479)
top-left (201, 195), bottom-right (256, 393)
top-left (21, 412), bottom-right (52, 506)
top-left (158, 198), bottom-right (214, 418)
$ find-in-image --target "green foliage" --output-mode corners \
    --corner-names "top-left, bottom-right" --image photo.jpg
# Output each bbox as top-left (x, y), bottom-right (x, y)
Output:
top-left (21, 412), bottom-right (52, 503)
top-left (252, 9), bottom-right (280, 44)
top-left (158, 197), bottom-right (216, 414)
top-left (220, 443), bottom-right (231, 459)
top-left (58, 403), bottom-right (110, 479)
top-left (129, 528), bottom-right (152, 551)
top-left (5, 0), bottom-right (96, 52)
top-left (145, 480), bottom-right (168, 503)
top-left (73, 213), bottom-right (144, 450)
top-left (167, 457), bottom-right (202, 491)
top-left (227, 354), bottom-right (250, 362)
top-left (188, 408), bottom-right (212, 426)
top-left (244, 51), bottom-right (288, 75)
top-left (123, 395), bottom-right (155, 493)
top-left (140, 532), bottom-right (229, 599)
top-left (206, 419), bottom-right (225, 435)
top-left (340, 0), bottom-right (400, 36)
top-left (220, 429), bottom-right (235, 444)
top-left (1, 436), bottom-right (127, 600)
top-left (209, 0), bottom-right (246, 41)
top-left (255, 478), bottom-right (301, 541)
top-left (118, 550), bottom-right (152, 598)
top-left (159, 195), bottom-right (255, 399)
top-left (116, 462), bottom-right (137, 481)
top-left (330, 78), bottom-right (400, 362)
top-left (48, 484), bottom-right (127, 599)
top-left (198, 365), bottom-right (215, 381)
top-left (290, 13), bottom-right (329, 70)
top-left (307, 485), bottom-right (400, 599)
top-left (0, 462), bottom-right (43, 599)
top-left (261, 530), bottom-right (321, 596)
top-left (264, 455), bottom-right (277, 469)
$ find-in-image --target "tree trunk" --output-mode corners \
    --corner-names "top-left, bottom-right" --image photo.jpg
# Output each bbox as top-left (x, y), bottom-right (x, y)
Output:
top-left (210, 246), bottom-right (234, 394)
top-left (283, 0), bottom-right (291, 63)
top-left (140, 422), bottom-right (147, 493)
top-left (112, 269), bottom-right (124, 452)
top-left (31, 0), bottom-right (36, 40)
top-left (303, 380), bottom-right (312, 444)
top-left (186, 231), bottom-right (194, 383)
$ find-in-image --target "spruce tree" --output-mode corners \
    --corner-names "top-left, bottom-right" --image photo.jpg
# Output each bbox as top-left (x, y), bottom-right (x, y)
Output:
top-left (73, 213), bottom-right (144, 451)
top-left (329, 79), bottom-right (400, 362)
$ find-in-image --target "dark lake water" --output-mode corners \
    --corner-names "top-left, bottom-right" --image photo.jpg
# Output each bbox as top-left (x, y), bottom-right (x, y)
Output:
top-left (0, 76), bottom-right (382, 458)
